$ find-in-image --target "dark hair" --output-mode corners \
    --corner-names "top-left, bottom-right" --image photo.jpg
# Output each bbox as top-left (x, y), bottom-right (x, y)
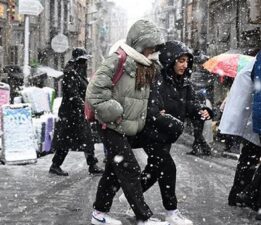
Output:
top-left (135, 62), bottom-right (157, 90)
top-left (244, 48), bottom-right (260, 57)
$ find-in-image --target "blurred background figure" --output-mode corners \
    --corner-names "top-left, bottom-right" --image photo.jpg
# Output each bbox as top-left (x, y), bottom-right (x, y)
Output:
top-left (49, 47), bottom-right (104, 176)
top-left (187, 50), bottom-right (213, 156)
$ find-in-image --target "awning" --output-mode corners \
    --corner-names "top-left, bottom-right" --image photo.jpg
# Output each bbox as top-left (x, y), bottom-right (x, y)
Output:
top-left (36, 66), bottom-right (63, 79)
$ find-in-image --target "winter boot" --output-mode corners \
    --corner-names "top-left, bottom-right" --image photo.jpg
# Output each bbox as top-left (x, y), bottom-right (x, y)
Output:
top-left (191, 140), bottom-right (211, 156)
top-left (200, 141), bottom-right (212, 156)
top-left (237, 192), bottom-right (258, 211)
top-left (256, 209), bottom-right (261, 220)
top-left (49, 164), bottom-right (69, 176)
top-left (186, 150), bottom-right (198, 156)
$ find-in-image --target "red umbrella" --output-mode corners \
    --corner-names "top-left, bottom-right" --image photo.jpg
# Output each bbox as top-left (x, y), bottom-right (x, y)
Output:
top-left (203, 53), bottom-right (254, 78)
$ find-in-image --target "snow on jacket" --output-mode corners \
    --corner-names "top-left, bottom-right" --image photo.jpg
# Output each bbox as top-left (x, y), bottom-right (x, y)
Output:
top-left (59, 60), bottom-right (87, 118)
top-left (141, 41), bottom-right (212, 143)
top-left (86, 20), bottom-right (163, 136)
top-left (219, 58), bottom-right (261, 146)
top-left (51, 60), bottom-right (94, 152)
top-left (251, 50), bottom-right (261, 134)
top-left (156, 41), bottom-right (211, 122)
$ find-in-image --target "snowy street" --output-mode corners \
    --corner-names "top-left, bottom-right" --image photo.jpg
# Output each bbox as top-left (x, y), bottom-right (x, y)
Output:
top-left (0, 134), bottom-right (259, 225)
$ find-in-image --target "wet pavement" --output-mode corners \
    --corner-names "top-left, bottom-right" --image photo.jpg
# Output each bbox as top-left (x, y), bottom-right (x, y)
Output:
top-left (0, 134), bottom-right (259, 225)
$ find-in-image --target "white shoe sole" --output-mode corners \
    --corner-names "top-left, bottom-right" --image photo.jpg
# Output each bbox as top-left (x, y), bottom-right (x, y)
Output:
top-left (166, 220), bottom-right (193, 225)
top-left (91, 222), bottom-right (122, 225)
top-left (91, 223), bottom-right (122, 225)
top-left (91, 218), bottom-right (122, 225)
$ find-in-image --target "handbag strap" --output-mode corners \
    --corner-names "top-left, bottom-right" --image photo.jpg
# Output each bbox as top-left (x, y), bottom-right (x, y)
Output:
top-left (112, 48), bottom-right (127, 86)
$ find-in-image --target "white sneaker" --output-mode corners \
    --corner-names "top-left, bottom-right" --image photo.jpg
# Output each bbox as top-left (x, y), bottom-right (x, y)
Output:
top-left (137, 218), bottom-right (170, 225)
top-left (91, 210), bottom-right (122, 225)
top-left (165, 209), bottom-right (193, 225)
top-left (119, 193), bottom-right (135, 217)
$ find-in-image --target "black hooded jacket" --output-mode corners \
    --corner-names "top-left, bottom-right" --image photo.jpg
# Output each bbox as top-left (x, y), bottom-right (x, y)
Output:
top-left (155, 41), bottom-right (202, 121)
top-left (141, 41), bottom-right (212, 144)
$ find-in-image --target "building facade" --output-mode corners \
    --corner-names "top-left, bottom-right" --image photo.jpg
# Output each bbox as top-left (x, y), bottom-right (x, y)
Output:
top-left (86, 0), bottom-right (128, 76)
top-left (0, 0), bottom-right (90, 76)
top-left (151, 0), bottom-right (261, 55)
top-left (208, 0), bottom-right (260, 55)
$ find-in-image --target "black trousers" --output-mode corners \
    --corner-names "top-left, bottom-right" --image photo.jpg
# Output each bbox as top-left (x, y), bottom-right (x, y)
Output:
top-left (228, 139), bottom-right (261, 203)
top-left (141, 143), bottom-right (177, 210)
top-left (238, 136), bottom-right (261, 209)
top-left (51, 118), bottom-right (96, 167)
top-left (93, 128), bottom-right (152, 221)
top-left (191, 118), bottom-right (205, 143)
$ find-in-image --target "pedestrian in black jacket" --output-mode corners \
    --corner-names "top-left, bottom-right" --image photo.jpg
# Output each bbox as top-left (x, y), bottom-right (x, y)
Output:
top-left (49, 47), bottom-right (104, 176)
top-left (124, 41), bottom-right (212, 225)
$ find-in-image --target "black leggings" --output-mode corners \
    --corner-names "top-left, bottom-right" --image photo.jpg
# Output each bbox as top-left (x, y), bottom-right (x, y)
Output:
top-left (140, 143), bottom-right (177, 210)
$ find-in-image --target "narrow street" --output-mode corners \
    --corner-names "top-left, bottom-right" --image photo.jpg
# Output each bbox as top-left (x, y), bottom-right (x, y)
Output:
top-left (0, 135), bottom-right (259, 225)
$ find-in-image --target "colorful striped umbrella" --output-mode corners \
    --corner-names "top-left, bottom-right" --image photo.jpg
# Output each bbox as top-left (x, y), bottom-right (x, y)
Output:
top-left (203, 53), bottom-right (254, 78)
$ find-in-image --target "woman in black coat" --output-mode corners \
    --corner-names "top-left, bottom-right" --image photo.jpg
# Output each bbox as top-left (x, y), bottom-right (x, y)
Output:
top-left (128, 41), bottom-right (212, 225)
top-left (49, 48), bottom-right (104, 176)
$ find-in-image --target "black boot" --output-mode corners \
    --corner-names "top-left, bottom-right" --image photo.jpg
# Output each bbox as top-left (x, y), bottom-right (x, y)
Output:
top-left (237, 192), bottom-right (258, 211)
top-left (201, 142), bottom-right (212, 156)
top-left (186, 141), bottom-right (201, 156)
top-left (186, 150), bottom-right (198, 156)
top-left (49, 164), bottom-right (69, 176)
top-left (193, 140), bottom-right (211, 156)
top-left (256, 210), bottom-right (261, 220)
top-left (89, 164), bottom-right (104, 175)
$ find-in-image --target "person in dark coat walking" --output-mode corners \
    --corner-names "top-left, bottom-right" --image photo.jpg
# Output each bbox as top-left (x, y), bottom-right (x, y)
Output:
top-left (123, 41), bottom-right (212, 225)
top-left (49, 47), bottom-right (104, 176)
top-left (188, 52), bottom-right (213, 155)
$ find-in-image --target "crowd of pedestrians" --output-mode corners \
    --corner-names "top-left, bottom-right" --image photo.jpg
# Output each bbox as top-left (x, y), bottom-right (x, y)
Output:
top-left (47, 18), bottom-right (261, 225)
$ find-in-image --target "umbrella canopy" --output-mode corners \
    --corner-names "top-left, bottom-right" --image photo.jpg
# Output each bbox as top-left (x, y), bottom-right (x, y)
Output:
top-left (203, 53), bottom-right (254, 78)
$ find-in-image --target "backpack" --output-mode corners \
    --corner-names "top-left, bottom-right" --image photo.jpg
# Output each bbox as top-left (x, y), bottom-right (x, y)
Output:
top-left (85, 48), bottom-right (127, 122)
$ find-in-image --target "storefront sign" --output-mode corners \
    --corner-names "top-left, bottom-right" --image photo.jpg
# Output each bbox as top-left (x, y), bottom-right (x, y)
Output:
top-left (18, 0), bottom-right (43, 16)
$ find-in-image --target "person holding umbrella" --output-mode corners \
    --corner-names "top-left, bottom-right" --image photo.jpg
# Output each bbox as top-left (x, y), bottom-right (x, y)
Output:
top-left (233, 50), bottom-right (261, 220)
top-left (217, 50), bottom-right (261, 221)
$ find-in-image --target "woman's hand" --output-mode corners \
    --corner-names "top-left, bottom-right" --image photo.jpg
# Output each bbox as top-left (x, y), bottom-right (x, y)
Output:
top-left (199, 109), bottom-right (210, 120)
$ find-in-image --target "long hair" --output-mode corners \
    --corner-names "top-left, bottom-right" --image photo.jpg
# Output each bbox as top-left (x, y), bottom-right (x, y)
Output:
top-left (135, 62), bottom-right (157, 90)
